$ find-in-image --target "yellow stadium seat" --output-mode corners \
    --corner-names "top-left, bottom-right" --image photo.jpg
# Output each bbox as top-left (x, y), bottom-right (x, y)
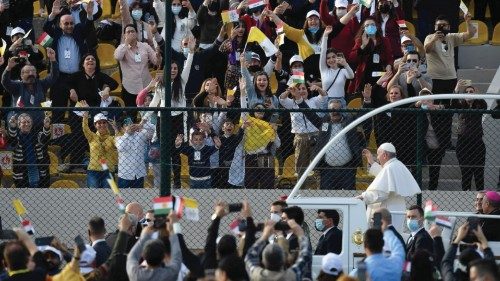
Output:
top-left (48, 151), bottom-right (59, 175)
top-left (355, 182), bottom-right (369, 191)
top-left (281, 154), bottom-right (297, 181)
top-left (110, 70), bottom-right (122, 96)
top-left (405, 21), bottom-right (416, 36)
top-left (100, 0), bottom-right (112, 19)
top-left (36, 45), bottom-right (47, 60)
top-left (180, 153), bottom-right (189, 177)
top-left (459, 20), bottom-right (489, 45)
top-left (112, 0), bottom-right (121, 19)
top-left (491, 23), bottom-right (500, 45)
top-left (38, 70), bottom-right (48, 79)
top-left (96, 43), bottom-right (118, 69)
top-left (347, 98), bottom-right (362, 109)
top-left (33, 1), bottom-right (40, 16)
top-left (50, 180), bottom-right (80, 188)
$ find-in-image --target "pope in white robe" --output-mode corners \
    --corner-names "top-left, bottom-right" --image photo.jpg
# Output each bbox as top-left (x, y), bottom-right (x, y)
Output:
top-left (356, 143), bottom-right (421, 232)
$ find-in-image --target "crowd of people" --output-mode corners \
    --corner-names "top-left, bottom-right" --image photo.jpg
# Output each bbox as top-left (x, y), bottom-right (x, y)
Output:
top-left (1, 191), bottom-right (500, 281)
top-left (0, 0), bottom-right (498, 190)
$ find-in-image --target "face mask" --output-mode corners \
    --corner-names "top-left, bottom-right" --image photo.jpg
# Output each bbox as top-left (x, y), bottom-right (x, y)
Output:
top-left (365, 25), bottom-right (377, 36)
top-left (379, 4), bottom-right (391, 13)
top-left (336, 9), bottom-right (347, 17)
top-left (404, 44), bottom-right (415, 53)
top-left (308, 26), bottom-right (320, 34)
top-left (270, 213), bottom-right (281, 222)
top-left (407, 219), bottom-right (420, 232)
top-left (171, 6), bottom-right (182, 15)
top-left (248, 65), bottom-right (261, 73)
top-left (182, 47), bottom-right (190, 56)
top-left (131, 9), bottom-right (143, 20)
top-left (421, 104), bottom-right (428, 110)
top-left (208, 1), bottom-right (219, 12)
top-left (315, 218), bottom-right (325, 231)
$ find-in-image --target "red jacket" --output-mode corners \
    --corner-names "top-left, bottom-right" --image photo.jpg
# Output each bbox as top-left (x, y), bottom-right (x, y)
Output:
top-left (348, 36), bottom-right (394, 93)
top-left (241, 14), bottom-right (276, 42)
top-left (374, 6), bottom-right (405, 59)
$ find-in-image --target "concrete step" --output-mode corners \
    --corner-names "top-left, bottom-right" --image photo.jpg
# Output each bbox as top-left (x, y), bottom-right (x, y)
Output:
top-left (457, 68), bottom-right (497, 84)
top-left (421, 164), bottom-right (462, 180)
top-left (458, 45), bottom-right (500, 69)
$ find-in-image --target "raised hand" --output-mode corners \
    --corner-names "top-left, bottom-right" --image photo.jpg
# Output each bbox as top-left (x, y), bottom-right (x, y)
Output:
top-left (362, 83), bottom-right (372, 99)
top-left (323, 25), bottom-right (333, 37)
top-left (46, 48), bottom-right (56, 62)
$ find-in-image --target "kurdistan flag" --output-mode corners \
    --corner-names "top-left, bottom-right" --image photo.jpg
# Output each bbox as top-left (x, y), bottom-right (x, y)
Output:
top-left (36, 32), bottom-right (53, 48)
top-left (153, 196), bottom-right (173, 215)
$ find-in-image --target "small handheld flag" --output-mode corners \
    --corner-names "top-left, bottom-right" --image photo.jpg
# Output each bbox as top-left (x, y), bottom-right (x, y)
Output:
top-left (459, 1), bottom-right (468, 14)
top-left (153, 196), bottom-right (173, 215)
top-left (0, 38), bottom-right (6, 56)
top-left (21, 219), bottom-right (35, 235)
top-left (288, 70), bottom-right (305, 86)
top-left (396, 20), bottom-right (407, 29)
top-left (100, 159), bottom-right (124, 212)
top-left (12, 199), bottom-right (26, 216)
top-left (247, 27), bottom-right (278, 57)
top-left (359, 0), bottom-right (372, 8)
top-left (248, 0), bottom-right (265, 9)
top-left (183, 197), bottom-right (200, 221)
top-left (221, 10), bottom-right (239, 23)
top-left (36, 32), bottom-right (53, 48)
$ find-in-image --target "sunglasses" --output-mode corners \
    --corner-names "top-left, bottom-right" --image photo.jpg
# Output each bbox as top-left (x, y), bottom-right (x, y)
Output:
top-left (406, 59), bottom-right (418, 63)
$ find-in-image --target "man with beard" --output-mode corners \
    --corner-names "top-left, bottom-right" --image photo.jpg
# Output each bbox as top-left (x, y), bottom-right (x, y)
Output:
top-left (1, 47), bottom-right (58, 127)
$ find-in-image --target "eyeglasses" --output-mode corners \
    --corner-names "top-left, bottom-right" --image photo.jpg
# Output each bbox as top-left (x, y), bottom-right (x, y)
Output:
top-left (406, 59), bottom-right (418, 63)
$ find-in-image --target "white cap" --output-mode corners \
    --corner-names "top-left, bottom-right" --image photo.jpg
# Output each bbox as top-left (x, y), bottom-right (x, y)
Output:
top-left (11, 27), bottom-right (26, 37)
top-left (37, 246), bottom-right (63, 261)
top-left (335, 0), bottom-right (348, 8)
top-left (379, 142), bottom-right (396, 153)
top-left (80, 244), bottom-right (96, 274)
top-left (400, 35), bottom-right (412, 44)
top-left (289, 55), bottom-right (304, 66)
top-left (93, 113), bottom-right (108, 123)
top-left (306, 10), bottom-right (320, 19)
top-left (321, 253), bottom-right (343, 276)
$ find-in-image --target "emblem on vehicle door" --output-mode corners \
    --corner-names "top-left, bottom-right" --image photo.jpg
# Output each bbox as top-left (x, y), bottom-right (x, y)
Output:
top-left (352, 228), bottom-right (364, 245)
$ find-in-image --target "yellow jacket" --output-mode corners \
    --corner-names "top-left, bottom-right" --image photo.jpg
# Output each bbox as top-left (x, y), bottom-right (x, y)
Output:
top-left (52, 260), bottom-right (85, 281)
top-left (83, 117), bottom-right (118, 172)
top-left (244, 116), bottom-right (276, 153)
top-left (283, 23), bottom-right (317, 60)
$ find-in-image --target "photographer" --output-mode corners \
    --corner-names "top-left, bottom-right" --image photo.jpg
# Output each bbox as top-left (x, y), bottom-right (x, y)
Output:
top-left (441, 223), bottom-right (494, 281)
top-left (4, 27), bottom-right (44, 80)
top-left (245, 219), bottom-right (311, 280)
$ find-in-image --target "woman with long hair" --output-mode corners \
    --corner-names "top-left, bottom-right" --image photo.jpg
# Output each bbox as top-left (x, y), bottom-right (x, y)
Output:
top-left (373, 0), bottom-right (405, 60)
top-left (240, 54), bottom-right (279, 111)
top-left (156, 0), bottom-right (197, 52)
top-left (348, 17), bottom-right (393, 94)
top-left (219, 20), bottom-right (248, 90)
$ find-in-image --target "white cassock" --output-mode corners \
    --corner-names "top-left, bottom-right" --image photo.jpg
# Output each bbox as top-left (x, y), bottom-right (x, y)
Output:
top-left (362, 158), bottom-right (421, 233)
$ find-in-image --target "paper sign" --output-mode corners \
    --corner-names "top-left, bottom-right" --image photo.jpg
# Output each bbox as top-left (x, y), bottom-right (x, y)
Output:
top-left (40, 100), bottom-right (52, 107)
top-left (471, 22), bottom-right (478, 39)
top-left (0, 151), bottom-right (13, 170)
top-left (277, 33), bottom-right (285, 46)
top-left (396, 20), bottom-right (407, 29)
top-left (221, 10), bottom-right (239, 23)
top-left (0, 39), bottom-right (6, 56)
top-left (359, 0), bottom-right (372, 8)
top-left (227, 86), bottom-right (237, 96)
top-left (13, 199), bottom-right (27, 215)
top-left (51, 123), bottom-right (66, 139)
top-left (459, 1), bottom-right (468, 15)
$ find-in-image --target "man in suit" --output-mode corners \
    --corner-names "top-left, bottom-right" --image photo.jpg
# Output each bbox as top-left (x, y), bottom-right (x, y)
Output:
top-left (405, 205), bottom-right (433, 260)
top-left (88, 216), bottom-right (111, 267)
top-left (314, 209), bottom-right (342, 255)
top-left (479, 191), bottom-right (500, 241)
top-left (374, 208), bottom-right (407, 256)
top-left (315, 99), bottom-right (364, 190)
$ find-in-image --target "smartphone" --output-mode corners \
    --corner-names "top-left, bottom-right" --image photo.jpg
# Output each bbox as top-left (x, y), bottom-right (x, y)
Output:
top-left (228, 203), bottom-right (243, 212)
top-left (35, 236), bottom-right (55, 246)
top-left (357, 261), bottom-right (367, 281)
top-left (1, 120), bottom-right (5, 128)
top-left (74, 235), bottom-right (86, 254)
top-left (468, 217), bottom-right (479, 232)
top-left (274, 221), bottom-right (291, 231)
top-left (464, 79), bottom-right (472, 87)
top-left (373, 213), bottom-right (382, 230)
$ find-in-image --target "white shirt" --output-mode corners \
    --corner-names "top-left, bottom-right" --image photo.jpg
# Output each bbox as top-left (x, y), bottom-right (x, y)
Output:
top-left (91, 239), bottom-right (106, 247)
top-left (325, 122), bottom-right (352, 166)
top-left (319, 37), bottom-right (354, 98)
top-left (160, 11), bottom-right (197, 52)
top-left (115, 126), bottom-right (154, 180)
top-left (279, 97), bottom-right (325, 133)
top-left (381, 14), bottom-right (389, 37)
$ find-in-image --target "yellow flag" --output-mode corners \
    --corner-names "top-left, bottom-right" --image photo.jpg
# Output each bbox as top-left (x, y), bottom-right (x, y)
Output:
top-left (227, 86), bottom-right (237, 96)
top-left (247, 27), bottom-right (278, 57)
top-left (107, 178), bottom-right (120, 195)
top-left (0, 39), bottom-right (6, 57)
top-left (13, 199), bottom-right (26, 215)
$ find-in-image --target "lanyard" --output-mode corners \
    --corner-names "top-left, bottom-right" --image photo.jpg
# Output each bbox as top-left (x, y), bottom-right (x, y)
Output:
top-left (8, 269), bottom-right (30, 276)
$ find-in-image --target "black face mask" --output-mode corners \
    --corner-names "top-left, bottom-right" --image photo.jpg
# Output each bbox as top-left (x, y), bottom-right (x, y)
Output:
top-left (436, 25), bottom-right (449, 36)
top-left (208, 1), bottom-right (219, 12)
top-left (248, 65), bottom-right (261, 73)
top-left (379, 4), bottom-right (391, 13)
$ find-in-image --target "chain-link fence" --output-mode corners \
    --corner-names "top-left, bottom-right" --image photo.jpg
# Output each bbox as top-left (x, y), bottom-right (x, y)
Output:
top-left (0, 105), bottom-right (499, 248)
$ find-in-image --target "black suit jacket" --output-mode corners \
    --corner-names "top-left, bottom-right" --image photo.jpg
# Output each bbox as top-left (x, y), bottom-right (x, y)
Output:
top-left (93, 240), bottom-right (112, 267)
top-left (314, 226), bottom-right (342, 255)
top-left (406, 228), bottom-right (433, 260)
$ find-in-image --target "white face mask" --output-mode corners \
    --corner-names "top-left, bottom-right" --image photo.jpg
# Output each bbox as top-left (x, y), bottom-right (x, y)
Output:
top-left (336, 9), bottom-right (347, 17)
top-left (182, 47), bottom-right (189, 56)
top-left (270, 213), bottom-right (281, 222)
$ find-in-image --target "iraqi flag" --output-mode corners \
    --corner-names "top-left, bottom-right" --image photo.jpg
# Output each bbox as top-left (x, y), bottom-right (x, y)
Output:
top-left (21, 219), bottom-right (35, 235)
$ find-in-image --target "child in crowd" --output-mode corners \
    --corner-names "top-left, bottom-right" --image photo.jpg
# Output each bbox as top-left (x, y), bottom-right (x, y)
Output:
top-left (175, 131), bottom-right (221, 189)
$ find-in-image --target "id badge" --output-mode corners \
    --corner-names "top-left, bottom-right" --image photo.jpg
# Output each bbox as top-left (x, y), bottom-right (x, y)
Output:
top-left (373, 53), bottom-right (380, 64)
top-left (30, 95), bottom-right (35, 105)
top-left (134, 53), bottom-right (142, 63)
top-left (235, 51), bottom-right (240, 61)
top-left (194, 151), bottom-right (201, 161)
top-left (322, 123), bottom-right (329, 132)
top-left (64, 49), bottom-right (71, 59)
top-left (6, 26), bottom-right (13, 36)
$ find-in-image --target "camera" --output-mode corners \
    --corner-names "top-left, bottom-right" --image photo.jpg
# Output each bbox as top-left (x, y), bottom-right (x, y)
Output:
top-left (274, 221), bottom-right (291, 231)
top-left (14, 57), bottom-right (27, 64)
top-left (308, 135), bottom-right (318, 147)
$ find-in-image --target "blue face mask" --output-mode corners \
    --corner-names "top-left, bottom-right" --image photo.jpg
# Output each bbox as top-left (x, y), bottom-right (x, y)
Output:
top-left (308, 26), bottom-right (320, 34)
top-left (131, 9), bottom-right (143, 21)
top-left (365, 25), bottom-right (377, 36)
top-left (182, 47), bottom-right (190, 56)
top-left (315, 218), bottom-right (325, 231)
top-left (172, 6), bottom-right (182, 15)
top-left (405, 44), bottom-right (415, 53)
top-left (407, 219), bottom-right (420, 232)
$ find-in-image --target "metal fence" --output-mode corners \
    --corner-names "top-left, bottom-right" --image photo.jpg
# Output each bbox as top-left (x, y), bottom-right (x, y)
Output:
top-left (0, 105), bottom-right (499, 248)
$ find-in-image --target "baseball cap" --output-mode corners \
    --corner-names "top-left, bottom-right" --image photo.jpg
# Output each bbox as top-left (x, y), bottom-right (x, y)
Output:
top-left (11, 27), bottom-right (26, 37)
top-left (400, 35), bottom-right (412, 44)
top-left (379, 142), bottom-right (396, 153)
top-left (306, 10), bottom-right (320, 19)
top-left (93, 113), bottom-right (108, 123)
top-left (321, 253), bottom-right (343, 276)
top-left (37, 245), bottom-right (63, 261)
top-left (80, 244), bottom-right (96, 274)
top-left (335, 0), bottom-right (348, 8)
top-left (289, 55), bottom-right (304, 66)
top-left (250, 52), bottom-right (260, 62)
